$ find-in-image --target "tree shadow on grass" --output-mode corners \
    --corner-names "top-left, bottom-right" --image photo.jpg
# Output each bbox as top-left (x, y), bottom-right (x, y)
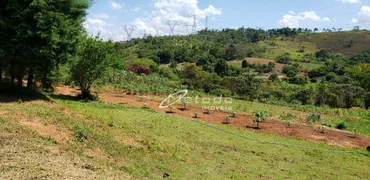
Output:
top-left (0, 82), bottom-right (50, 103)
top-left (48, 94), bottom-right (79, 101)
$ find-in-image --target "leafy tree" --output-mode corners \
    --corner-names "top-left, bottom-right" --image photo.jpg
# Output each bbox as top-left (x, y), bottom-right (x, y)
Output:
top-left (0, 0), bottom-right (89, 88)
top-left (282, 63), bottom-right (299, 77)
top-left (276, 52), bottom-right (292, 64)
top-left (295, 88), bottom-right (314, 105)
top-left (269, 73), bottom-right (279, 82)
top-left (71, 35), bottom-right (112, 99)
top-left (157, 48), bottom-right (173, 64)
top-left (214, 59), bottom-right (229, 77)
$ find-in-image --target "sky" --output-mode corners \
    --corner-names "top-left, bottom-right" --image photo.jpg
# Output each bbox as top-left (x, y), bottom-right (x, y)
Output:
top-left (83, 0), bottom-right (370, 41)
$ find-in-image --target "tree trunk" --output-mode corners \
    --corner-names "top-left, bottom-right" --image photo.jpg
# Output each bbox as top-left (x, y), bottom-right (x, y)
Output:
top-left (27, 69), bottom-right (34, 88)
top-left (16, 75), bottom-right (23, 87)
top-left (81, 88), bottom-right (91, 99)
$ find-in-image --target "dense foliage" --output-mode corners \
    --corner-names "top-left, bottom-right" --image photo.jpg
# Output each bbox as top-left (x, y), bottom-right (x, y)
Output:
top-left (0, 2), bottom-right (368, 108)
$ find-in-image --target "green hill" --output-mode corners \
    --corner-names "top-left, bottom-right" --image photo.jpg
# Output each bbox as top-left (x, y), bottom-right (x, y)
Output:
top-left (297, 31), bottom-right (370, 57)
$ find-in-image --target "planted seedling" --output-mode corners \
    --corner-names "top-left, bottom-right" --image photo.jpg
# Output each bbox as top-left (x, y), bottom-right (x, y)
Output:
top-left (284, 120), bottom-right (294, 128)
top-left (253, 111), bottom-right (266, 129)
top-left (166, 106), bottom-right (174, 113)
top-left (231, 111), bottom-right (237, 118)
top-left (193, 112), bottom-right (199, 118)
top-left (142, 103), bottom-right (149, 109)
top-left (203, 108), bottom-right (210, 114)
top-left (319, 125), bottom-right (325, 134)
top-left (352, 127), bottom-right (358, 138)
top-left (223, 115), bottom-right (231, 124)
top-left (180, 99), bottom-right (189, 111)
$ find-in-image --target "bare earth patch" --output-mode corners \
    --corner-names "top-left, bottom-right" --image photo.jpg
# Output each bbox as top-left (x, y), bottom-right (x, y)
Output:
top-left (54, 85), bottom-right (370, 149)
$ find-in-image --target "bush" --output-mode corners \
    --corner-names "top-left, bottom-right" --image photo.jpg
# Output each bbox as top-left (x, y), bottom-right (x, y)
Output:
top-left (306, 114), bottom-right (321, 123)
top-left (335, 122), bottom-right (347, 130)
top-left (276, 52), bottom-right (292, 64)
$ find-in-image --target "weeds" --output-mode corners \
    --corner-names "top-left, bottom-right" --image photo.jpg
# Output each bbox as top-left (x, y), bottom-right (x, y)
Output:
top-left (193, 112), bottom-right (199, 118)
top-left (108, 121), bottom-right (114, 127)
top-left (281, 112), bottom-right (295, 121)
top-left (72, 125), bottom-right (91, 142)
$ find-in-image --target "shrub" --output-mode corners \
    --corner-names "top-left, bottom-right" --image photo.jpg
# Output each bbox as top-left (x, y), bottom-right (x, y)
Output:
top-left (276, 52), bottom-right (292, 64)
top-left (335, 122), bottom-right (347, 130)
top-left (306, 114), bottom-right (321, 124)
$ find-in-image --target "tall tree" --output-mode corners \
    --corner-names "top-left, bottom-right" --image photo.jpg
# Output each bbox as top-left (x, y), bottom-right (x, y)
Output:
top-left (0, 0), bottom-right (89, 87)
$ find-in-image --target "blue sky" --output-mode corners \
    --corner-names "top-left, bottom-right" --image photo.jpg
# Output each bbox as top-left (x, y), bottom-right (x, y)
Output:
top-left (84, 0), bottom-right (370, 41)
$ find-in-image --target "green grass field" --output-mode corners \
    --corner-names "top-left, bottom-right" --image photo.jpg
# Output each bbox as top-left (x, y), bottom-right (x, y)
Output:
top-left (1, 96), bottom-right (369, 179)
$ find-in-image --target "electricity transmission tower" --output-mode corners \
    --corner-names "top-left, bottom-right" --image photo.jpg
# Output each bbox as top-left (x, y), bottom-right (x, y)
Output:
top-left (192, 15), bottom-right (197, 34)
top-left (166, 20), bottom-right (178, 36)
top-left (205, 15), bottom-right (208, 30)
top-left (184, 24), bottom-right (193, 35)
top-left (123, 25), bottom-right (136, 41)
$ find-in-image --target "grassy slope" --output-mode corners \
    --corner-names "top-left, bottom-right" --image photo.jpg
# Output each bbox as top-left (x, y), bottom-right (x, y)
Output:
top-left (1, 98), bottom-right (369, 179)
top-left (297, 31), bottom-right (370, 57)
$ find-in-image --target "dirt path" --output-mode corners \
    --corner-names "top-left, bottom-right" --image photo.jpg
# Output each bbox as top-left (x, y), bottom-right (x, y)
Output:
top-left (55, 85), bottom-right (370, 149)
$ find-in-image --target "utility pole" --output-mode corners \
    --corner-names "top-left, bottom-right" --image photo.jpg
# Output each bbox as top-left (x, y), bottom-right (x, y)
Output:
top-left (166, 20), bottom-right (178, 36)
top-left (123, 25), bottom-right (136, 41)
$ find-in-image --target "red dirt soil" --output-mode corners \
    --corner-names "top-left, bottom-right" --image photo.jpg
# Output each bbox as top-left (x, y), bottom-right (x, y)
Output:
top-left (55, 85), bottom-right (370, 149)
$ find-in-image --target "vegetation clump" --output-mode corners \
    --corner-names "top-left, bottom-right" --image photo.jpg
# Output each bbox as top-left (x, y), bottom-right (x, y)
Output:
top-left (306, 114), bottom-right (321, 124)
top-left (254, 111), bottom-right (266, 129)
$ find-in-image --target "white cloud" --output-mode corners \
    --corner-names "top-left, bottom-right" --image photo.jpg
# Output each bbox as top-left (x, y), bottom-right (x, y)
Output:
top-left (132, 7), bottom-right (141, 12)
top-left (337, 0), bottom-right (361, 3)
top-left (90, 0), bottom-right (222, 41)
top-left (94, 13), bottom-right (110, 19)
top-left (108, 1), bottom-right (124, 9)
top-left (83, 18), bottom-right (112, 39)
top-left (351, 6), bottom-right (370, 23)
top-left (279, 11), bottom-right (330, 28)
top-left (127, 0), bottom-right (222, 38)
top-left (86, 18), bottom-right (108, 27)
